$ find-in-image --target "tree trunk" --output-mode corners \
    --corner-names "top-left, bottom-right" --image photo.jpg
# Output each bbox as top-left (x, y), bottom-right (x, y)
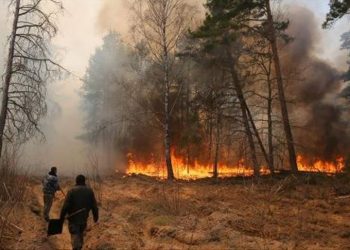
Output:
top-left (267, 74), bottom-right (275, 174)
top-left (0, 0), bottom-right (21, 160)
top-left (245, 104), bottom-right (273, 174)
top-left (208, 115), bottom-right (213, 162)
top-left (185, 77), bottom-right (190, 175)
top-left (162, 18), bottom-right (175, 180)
top-left (265, 0), bottom-right (298, 173)
top-left (230, 66), bottom-right (260, 177)
top-left (213, 110), bottom-right (220, 178)
top-left (164, 64), bottom-right (174, 180)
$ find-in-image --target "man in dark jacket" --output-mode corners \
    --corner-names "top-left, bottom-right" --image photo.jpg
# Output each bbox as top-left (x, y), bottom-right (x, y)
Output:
top-left (60, 175), bottom-right (99, 250)
top-left (42, 166), bottom-right (61, 221)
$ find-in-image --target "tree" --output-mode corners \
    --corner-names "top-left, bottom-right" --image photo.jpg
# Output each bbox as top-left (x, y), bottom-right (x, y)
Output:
top-left (192, 0), bottom-right (263, 176)
top-left (191, 0), bottom-right (298, 174)
top-left (82, 32), bottom-right (130, 138)
top-left (82, 32), bottom-right (134, 167)
top-left (323, 1), bottom-right (350, 98)
top-left (0, 0), bottom-right (64, 159)
top-left (323, 0), bottom-right (350, 28)
top-left (132, 0), bottom-right (195, 180)
top-left (250, 44), bottom-right (276, 174)
top-left (264, 0), bottom-right (298, 173)
top-left (81, 32), bottom-right (166, 169)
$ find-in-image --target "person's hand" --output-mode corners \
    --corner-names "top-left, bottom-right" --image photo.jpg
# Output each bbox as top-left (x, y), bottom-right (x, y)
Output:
top-left (59, 215), bottom-right (65, 223)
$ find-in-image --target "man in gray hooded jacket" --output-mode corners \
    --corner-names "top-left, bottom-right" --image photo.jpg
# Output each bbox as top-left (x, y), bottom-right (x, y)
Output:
top-left (42, 166), bottom-right (61, 221)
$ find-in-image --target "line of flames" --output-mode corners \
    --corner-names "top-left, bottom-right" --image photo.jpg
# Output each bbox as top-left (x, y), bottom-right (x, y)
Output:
top-left (126, 153), bottom-right (345, 179)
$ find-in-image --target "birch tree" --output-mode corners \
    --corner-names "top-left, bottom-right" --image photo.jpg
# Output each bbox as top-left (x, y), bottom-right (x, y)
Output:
top-left (133, 0), bottom-right (195, 180)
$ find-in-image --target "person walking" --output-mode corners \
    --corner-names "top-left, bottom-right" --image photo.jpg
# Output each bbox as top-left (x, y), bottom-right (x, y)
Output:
top-left (60, 175), bottom-right (99, 250)
top-left (42, 166), bottom-right (61, 221)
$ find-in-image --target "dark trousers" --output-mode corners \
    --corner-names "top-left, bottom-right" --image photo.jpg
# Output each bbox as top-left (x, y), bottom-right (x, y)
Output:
top-left (43, 194), bottom-right (54, 221)
top-left (69, 223), bottom-right (87, 250)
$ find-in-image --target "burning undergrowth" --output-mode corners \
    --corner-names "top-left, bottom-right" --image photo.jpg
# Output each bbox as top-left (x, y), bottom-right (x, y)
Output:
top-left (126, 153), bottom-right (345, 180)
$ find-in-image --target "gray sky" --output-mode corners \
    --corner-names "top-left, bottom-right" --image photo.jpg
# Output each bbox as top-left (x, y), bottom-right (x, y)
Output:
top-left (0, 0), bottom-right (349, 174)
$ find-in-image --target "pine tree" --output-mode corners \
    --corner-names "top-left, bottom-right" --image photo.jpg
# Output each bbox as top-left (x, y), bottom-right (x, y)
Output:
top-left (192, 0), bottom-right (298, 174)
top-left (323, 0), bottom-right (350, 28)
top-left (82, 32), bottom-right (129, 136)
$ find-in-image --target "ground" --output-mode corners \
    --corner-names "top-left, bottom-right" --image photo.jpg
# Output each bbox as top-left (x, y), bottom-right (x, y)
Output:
top-left (2, 173), bottom-right (350, 249)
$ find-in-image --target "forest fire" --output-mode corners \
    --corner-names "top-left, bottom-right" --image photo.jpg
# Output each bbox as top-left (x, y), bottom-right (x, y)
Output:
top-left (297, 155), bottom-right (345, 174)
top-left (126, 153), bottom-right (269, 179)
top-left (126, 153), bottom-right (345, 179)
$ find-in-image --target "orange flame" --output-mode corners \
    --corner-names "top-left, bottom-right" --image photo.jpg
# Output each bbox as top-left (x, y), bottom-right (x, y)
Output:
top-left (126, 152), bottom-right (345, 179)
top-left (126, 152), bottom-right (270, 179)
top-left (296, 155), bottom-right (345, 174)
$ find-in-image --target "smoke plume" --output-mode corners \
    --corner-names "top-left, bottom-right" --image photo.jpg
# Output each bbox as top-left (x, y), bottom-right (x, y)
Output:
top-left (284, 6), bottom-right (349, 161)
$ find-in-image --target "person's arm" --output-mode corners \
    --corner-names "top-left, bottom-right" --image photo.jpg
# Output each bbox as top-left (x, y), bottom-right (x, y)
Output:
top-left (42, 175), bottom-right (47, 188)
top-left (60, 190), bottom-right (71, 221)
top-left (90, 190), bottom-right (99, 223)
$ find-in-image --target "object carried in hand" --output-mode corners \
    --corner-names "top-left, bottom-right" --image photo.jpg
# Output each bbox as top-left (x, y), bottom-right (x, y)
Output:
top-left (47, 219), bottom-right (63, 236)
top-left (47, 208), bottom-right (86, 236)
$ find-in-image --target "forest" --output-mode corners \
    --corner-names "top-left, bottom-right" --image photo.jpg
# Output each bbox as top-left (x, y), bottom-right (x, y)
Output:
top-left (0, 0), bottom-right (350, 249)
top-left (80, 0), bottom-right (350, 180)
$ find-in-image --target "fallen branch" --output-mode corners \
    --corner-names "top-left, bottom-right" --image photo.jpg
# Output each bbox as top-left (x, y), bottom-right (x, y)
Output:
top-left (335, 195), bottom-right (350, 200)
top-left (3, 183), bottom-right (12, 200)
top-left (0, 235), bottom-right (16, 240)
top-left (0, 216), bottom-right (23, 233)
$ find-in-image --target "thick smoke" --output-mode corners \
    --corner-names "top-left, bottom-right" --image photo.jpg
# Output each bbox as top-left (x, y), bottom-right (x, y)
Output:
top-left (285, 6), bottom-right (350, 161)
top-left (97, 0), bottom-right (131, 36)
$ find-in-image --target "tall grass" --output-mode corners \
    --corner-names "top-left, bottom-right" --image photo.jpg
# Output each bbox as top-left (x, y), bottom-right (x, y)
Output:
top-left (85, 152), bottom-right (103, 204)
top-left (0, 145), bottom-right (27, 246)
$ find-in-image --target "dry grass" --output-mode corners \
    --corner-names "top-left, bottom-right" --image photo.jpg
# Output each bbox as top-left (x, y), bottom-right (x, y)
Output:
top-left (149, 182), bottom-right (183, 216)
top-left (0, 146), bottom-right (28, 248)
top-left (3, 173), bottom-right (350, 249)
top-left (85, 152), bottom-right (103, 204)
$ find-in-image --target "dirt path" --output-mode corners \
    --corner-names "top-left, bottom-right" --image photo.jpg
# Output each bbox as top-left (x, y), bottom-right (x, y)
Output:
top-left (3, 179), bottom-right (71, 250)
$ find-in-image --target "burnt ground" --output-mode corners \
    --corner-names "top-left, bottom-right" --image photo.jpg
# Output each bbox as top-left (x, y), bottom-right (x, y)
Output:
top-left (3, 173), bottom-right (350, 249)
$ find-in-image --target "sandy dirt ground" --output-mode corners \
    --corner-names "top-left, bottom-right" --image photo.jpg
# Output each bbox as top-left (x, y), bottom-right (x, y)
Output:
top-left (3, 174), bottom-right (350, 249)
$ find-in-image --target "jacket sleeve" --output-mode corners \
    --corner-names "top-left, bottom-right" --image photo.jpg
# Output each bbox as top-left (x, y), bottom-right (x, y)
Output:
top-left (60, 191), bottom-right (71, 220)
top-left (90, 190), bottom-right (99, 222)
top-left (42, 176), bottom-right (47, 188)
